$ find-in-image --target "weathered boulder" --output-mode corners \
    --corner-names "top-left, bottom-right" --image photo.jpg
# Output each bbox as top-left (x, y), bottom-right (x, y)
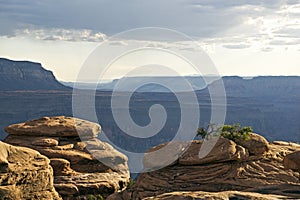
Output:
top-left (143, 137), bottom-right (249, 171)
top-left (284, 151), bottom-right (300, 171)
top-left (0, 141), bottom-right (61, 200)
top-left (235, 133), bottom-right (269, 156)
top-left (5, 116), bottom-right (100, 139)
top-left (4, 116), bottom-right (130, 199)
top-left (109, 135), bottom-right (300, 199)
top-left (143, 141), bottom-right (189, 170)
top-left (179, 138), bottom-right (248, 165)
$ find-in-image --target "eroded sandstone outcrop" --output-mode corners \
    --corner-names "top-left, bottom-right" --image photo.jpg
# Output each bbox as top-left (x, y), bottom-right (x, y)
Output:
top-left (0, 141), bottom-right (61, 200)
top-left (139, 191), bottom-right (286, 200)
top-left (109, 134), bottom-right (300, 199)
top-left (284, 151), bottom-right (300, 171)
top-left (4, 116), bottom-right (130, 199)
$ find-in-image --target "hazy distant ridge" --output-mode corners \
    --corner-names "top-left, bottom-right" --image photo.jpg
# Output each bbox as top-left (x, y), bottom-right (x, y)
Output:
top-left (62, 75), bottom-right (300, 95)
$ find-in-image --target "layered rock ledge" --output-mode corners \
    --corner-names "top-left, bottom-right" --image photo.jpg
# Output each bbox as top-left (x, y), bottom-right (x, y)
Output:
top-left (109, 134), bottom-right (300, 199)
top-left (0, 141), bottom-right (61, 199)
top-left (4, 116), bottom-right (130, 199)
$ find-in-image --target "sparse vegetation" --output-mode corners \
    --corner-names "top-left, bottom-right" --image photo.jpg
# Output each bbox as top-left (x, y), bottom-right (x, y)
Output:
top-left (197, 123), bottom-right (252, 141)
top-left (86, 194), bottom-right (104, 200)
top-left (128, 178), bottom-right (135, 188)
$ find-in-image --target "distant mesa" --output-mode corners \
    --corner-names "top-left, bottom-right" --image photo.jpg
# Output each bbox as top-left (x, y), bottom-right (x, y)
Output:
top-left (62, 74), bottom-right (300, 95)
top-left (0, 58), bottom-right (70, 91)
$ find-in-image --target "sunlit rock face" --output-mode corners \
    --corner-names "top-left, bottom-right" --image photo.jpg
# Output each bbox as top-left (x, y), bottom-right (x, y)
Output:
top-left (4, 116), bottom-right (130, 199)
top-left (0, 141), bottom-right (62, 200)
top-left (108, 134), bottom-right (300, 200)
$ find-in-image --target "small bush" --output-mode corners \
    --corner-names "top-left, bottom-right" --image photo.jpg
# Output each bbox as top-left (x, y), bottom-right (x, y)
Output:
top-left (196, 127), bottom-right (207, 139)
top-left (197, 123), bottom-right (252, 141)
top-left (128, 178), bottom-right (135, 188)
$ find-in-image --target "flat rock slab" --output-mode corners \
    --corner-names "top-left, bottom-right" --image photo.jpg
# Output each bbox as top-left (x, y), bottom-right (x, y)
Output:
top-left (5, 116), bottom-right (101, 139)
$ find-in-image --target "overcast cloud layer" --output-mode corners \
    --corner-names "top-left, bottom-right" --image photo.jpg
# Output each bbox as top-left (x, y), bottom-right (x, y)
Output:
top-left (1, 0), bottom-right (300, 50)
top-left (0, 0), bottom-right (300, 81)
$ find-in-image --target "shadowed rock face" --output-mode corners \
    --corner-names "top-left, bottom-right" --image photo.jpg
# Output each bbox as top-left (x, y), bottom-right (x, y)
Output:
top-left (0, 141), bottom-right (61, 200)
top-left (4, 116), bottom-right (130, 199)
top-left (0, 58), bottom-right (69, 91)
top-left (284, 151), bottom-right (300, 171)
top-left (108, 135), bottom-right (300, 199)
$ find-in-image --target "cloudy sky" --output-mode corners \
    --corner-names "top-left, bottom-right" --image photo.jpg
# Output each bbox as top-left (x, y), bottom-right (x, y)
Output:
top-left (0, 0), bottom-right (300, 81)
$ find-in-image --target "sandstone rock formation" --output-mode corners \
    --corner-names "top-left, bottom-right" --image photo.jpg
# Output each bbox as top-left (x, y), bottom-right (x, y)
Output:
top-left (109, 191), bottom-right (288, 200)
top-left (179, 137), bottom-right (249, 165)
top-left (141, 191), bottom-right (287, 200)
top-left (4, 116), bottom-right (130, 199)
top-left (5, 116), bottom-right (100, 138)
top-left (109, 135), bottom-right (300, 199)
top-left (284, 151), bottom-right (300, 171)
top-left (234, 133), bottom-right (269, 156)
top-left (0, 141), bottom-right (61, 200)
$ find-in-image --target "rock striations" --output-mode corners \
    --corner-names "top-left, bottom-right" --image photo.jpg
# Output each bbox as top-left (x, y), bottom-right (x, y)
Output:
top-left (4, 116), bottom-right (130, 199)
top-left (109, 133), bottom-right (300, 199)
top-left (0, 141), bottom-right (61, 199)
top-left (141, 191), bottom-right (287, 200)
top-left (2, 116), bottom-right (300, 199)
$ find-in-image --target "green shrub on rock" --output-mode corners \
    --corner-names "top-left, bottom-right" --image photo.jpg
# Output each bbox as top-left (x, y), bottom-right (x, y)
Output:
top-left (197, 123), bottom-right (252, 141)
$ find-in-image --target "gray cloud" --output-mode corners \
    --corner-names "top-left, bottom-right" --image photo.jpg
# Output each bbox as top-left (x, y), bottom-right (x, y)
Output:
top-left (287, 0), bottom-right (300, 5)
top-left (222, 43), bottom-right (251, 49)
top-left (261, 46), bottom-right (274, 52)
top-left (108, 41), bottom-right (128, 46)
top-left (0, 0), bottom-right (191, 35)
top-left (274, 27), bottom-right (300, 39)
top-left (269, 38), bottom-right (300, 45)
top-left (12, 28), bottom-right (107, 42)
top-left (0, 0), bottom-right (300, 50)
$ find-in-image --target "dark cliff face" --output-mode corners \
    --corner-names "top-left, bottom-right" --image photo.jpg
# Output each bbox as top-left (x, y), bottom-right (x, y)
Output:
top-left (0, 58), bottom-right (70, 91)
